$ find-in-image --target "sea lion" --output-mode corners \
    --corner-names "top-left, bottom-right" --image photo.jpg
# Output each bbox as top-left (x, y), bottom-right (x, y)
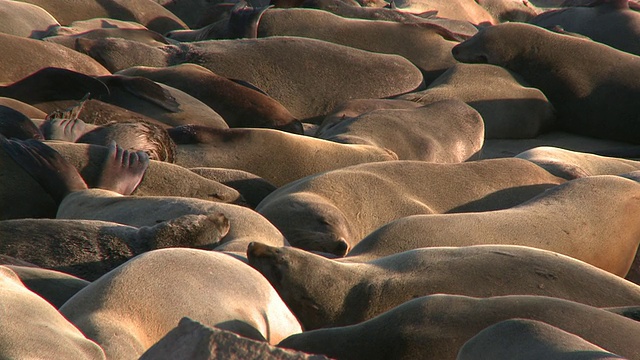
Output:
top-left (42, 18), bottom-right (149, 37)
top-left (116, 64), bottom-right (303, 133)
top-left (248, 243), bottom-right (640, 330)
top-left (316, 99), bottom-right (484, 161)
top-left (0, 34), bottom-right (109, 84)
top-left (74, 36), bottom-right (425, 121)
top-left (0, 0), bottom-right (59, 39)
top-left (515, 146), bottom-right (640, 179)
top-left (457, 319), bottom-right (627, 360)
top-left (60, 248), bottom-right (303, 360)
top-left (452, 23), bottom-right (640, 144)
top-left (528, 0), bottom-right (640, 56)
top-left (16, 0), bottom-right (188, 34)
top-left (0, 214), bottom-right (230, 281)
top-left (251, 8), bottom-right (461, 83)
top-left (44, 27), bottom-right (176, 50)
top-left (300, 0), bottom-right (442, 23)
top-left (278, 294), bottom-right (640, 359)
top-left (346, 175), bottom-right (640, 276)
top-left (396, 63), bottom-right (557, 139)
top-left (256, 158), bottom-right (565, 255)
top-left (169, 126), bottom-right (398, 187)
top-left (0, 266), bottom-right (106, 359)
top-left (389, 0), bottom-right (497, 24)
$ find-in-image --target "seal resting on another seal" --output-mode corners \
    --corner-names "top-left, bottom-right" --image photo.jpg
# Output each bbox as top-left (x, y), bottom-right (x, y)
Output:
top-left (452, 23), bottom-right (640, 144)
top-left (256, 158), bottom-right (565, 255)
top-left (345, 175), bottom-right (640, 277)
top-left (278, 294), bottom-right (640, 359)
top-left (248, 243), bottom-right (640, 330)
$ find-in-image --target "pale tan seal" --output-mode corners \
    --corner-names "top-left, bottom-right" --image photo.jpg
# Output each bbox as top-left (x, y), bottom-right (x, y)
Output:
top-left (60, 248), bottom-right (302, 360)
top-left (169, 127), bottom-right (398, 187)
top-left (0, 0), bottom-right (59, 39)
top-left (516, 146), bottom-right (640, 179)
top-left (256, 158), bottom-right (565, 255)
top-left (315, 99), bottom-right (484, 162)
top-left (396, 63), bottom-right (557, 139)
top-left (248, 243), bottom-right (640, 330)
top-left (346, 175), bottom-right (640, 277)
top-left (0, 266), bottom-right (106, 359)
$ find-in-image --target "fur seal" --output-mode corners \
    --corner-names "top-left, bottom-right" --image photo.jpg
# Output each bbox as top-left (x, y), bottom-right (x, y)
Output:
top-left (16, 0), bottom-right (188, 34)
top-left (116, 64), bottom-right (303, 133)
top-left (457, 319), bottom-right (626, 360)
top-left (529, 0), bottom-right (640, 55)
top-left (515, 146), bottom-right (640, 179)
top-left (452, 23), bottom-right (640, 144)
top-left (278, 294), bottom-right (640, 359)
top-left (316, 99), bottom-right (484, 161)
top-left (0, 97), bottom-right (47, 119)
top-left (0, 214), bottom-right (230, 281)
top-left (0, 0), bottom-right (59, 39)
top-left (347, 175), bottom-right (640, 276)
top-left (74, 36), bottom-right (425, 121)
top-left (60, 248), bottom-right (302, 360)
top-left (0, 34), bottom-right (109, 84)
top-left (396, 63), bottom-right (557, 139)
top-left (0, 266), bottom-right (106, 359)
top-left (169, 126), bottom-right (398, 187)
top-left (256, 158), bottom-right (565, 255)
top-left (388, 0), bottom-right (497, 24)
top-left (248, 243), bottom-right (640, 330)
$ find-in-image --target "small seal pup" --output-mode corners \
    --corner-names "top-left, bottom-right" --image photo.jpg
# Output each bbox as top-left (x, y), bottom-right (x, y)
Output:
top-left (60, 248), bottom-right (302, 360)
top-left (452, 23), bottom-right (640, 144)
top-left (248, 243), bottom-right (640, 330)
top-left (278, 294), bottom-right (640, 359)
top-left (0, 266), bottom-right (106, 359)
top-left (256, 158), bottom-right (565, 255)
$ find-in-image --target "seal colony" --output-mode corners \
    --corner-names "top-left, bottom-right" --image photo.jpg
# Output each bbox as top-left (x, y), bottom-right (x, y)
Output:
top-left (1, 0), bottom-right (640, 359)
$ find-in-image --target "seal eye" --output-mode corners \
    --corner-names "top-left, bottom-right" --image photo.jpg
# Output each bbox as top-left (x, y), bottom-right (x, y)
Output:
top-left (475, 54), bottom-right (489, 63)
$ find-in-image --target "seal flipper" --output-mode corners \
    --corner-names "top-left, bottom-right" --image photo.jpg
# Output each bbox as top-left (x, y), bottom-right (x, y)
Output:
top-left (136, 213), bottom-right (231, 252)
top-left (228, 78), bottom-right (271, 96)
top-left (0, 106), bottom-right (44, 140)
top-left (0, 137), bottom-right (87, 205)
top-left (98, 75), bottom-right (180, 113)
top-left (95, 141), bottom-right (150, 195)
